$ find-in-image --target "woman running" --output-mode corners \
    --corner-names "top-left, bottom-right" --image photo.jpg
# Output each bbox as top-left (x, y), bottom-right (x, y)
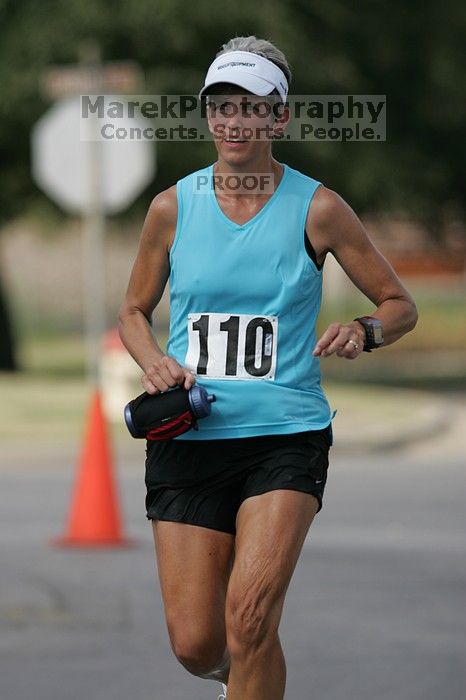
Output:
top-left (118, 35), bottom-right (418, 700)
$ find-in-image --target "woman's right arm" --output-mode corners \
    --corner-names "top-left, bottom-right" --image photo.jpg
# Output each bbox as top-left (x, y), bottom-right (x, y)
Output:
top-left (118, 186), bottom-right (196, 395)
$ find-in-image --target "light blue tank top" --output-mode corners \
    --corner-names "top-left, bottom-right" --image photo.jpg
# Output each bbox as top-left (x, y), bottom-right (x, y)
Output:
top-left (166, 161), bottom-right (334, 440)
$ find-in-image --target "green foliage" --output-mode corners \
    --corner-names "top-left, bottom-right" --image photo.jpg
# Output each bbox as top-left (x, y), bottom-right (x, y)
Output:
top-left (0, 0), bottom-right (464, 231)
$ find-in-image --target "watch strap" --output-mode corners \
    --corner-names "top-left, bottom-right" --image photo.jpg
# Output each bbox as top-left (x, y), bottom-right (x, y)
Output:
top-left (353, 316), bottom-right (383, 351)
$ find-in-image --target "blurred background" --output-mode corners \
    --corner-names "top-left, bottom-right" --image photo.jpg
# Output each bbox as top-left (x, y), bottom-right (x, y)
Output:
top-left (1, 2), bottom-right (465, 700)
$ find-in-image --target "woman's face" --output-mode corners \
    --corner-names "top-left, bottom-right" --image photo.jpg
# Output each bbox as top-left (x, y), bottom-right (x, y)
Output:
top-left (206, 90), bottom-right (288, 164)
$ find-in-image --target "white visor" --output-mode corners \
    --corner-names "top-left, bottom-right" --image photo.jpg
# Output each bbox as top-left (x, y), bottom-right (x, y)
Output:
top-left (198, 50), bottom-right (288, 103)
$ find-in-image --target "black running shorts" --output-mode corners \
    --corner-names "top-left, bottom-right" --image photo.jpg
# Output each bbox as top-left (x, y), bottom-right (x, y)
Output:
top-left (144, 425), bottom-right (333, 535)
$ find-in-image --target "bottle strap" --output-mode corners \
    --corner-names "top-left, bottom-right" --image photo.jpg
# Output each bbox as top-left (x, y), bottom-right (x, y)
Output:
top-left (146, 409), bottom-right (198, 440)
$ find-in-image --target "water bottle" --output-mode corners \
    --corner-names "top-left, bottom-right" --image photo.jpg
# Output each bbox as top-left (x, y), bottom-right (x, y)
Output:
top-left (124, 384), bottom-right (216, 440)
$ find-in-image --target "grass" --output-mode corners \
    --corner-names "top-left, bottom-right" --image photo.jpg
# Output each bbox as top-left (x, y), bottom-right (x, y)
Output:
top-left (317, 294), bottom-right (466, 352)
top-left (15, 287), bottom-right (466, 374)
top-left (0, 288), bottom-right (464, 444)
top-left (0, 373), bottom-right (89, 444)
top-left (0, 368), bottom-right (423, 446)
top-left (19, 332), bottom-right (87, 376)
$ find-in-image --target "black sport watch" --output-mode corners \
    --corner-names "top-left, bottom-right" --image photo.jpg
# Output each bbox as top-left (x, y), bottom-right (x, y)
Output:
top-left (353, 316), bottom-right (384, 352)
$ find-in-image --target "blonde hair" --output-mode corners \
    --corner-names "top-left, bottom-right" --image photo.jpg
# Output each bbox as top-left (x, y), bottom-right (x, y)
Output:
top-left (216, 35), bottom-right (292, 86)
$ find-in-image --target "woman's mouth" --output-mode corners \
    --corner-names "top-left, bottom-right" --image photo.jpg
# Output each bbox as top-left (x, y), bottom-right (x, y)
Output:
top-left (223, 138), bottom-right (247, 148)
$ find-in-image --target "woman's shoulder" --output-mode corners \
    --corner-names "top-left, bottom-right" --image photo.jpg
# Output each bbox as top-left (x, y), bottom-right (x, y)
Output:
top-left (176, 163), bottom-right (212, 187)
top-left (147, 164), bottom-right (212, 225)
top-left (283, 162), bottom-right (322, 189)
top-left (147, 186), bottom-right (178, 230)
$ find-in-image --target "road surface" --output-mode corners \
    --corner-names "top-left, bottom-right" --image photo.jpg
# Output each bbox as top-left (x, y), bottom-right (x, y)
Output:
top-left (1, 434), bottom-right (465, 700)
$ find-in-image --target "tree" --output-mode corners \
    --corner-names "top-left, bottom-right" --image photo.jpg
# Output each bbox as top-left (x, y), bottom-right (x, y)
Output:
top-left (0, 0), bottom-right (464, 370)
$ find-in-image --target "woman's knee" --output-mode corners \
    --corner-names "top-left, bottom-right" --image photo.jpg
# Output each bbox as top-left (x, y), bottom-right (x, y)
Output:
top-left (225, 587), bottom-right (283, 657)
top-left (169, 623), bottom-right (227, 677)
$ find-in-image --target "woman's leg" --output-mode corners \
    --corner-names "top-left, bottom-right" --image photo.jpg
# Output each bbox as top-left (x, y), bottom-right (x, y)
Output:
top-left (225, 489), bottom-right (320, 700)
top-left (152, 519), bottom-right (235, 681)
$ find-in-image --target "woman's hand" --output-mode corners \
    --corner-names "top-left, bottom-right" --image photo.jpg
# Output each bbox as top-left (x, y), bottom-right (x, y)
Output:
top-left (313, 321), bottom-right (365, 360)
top-left (142, 354), bottom-right (197, 394)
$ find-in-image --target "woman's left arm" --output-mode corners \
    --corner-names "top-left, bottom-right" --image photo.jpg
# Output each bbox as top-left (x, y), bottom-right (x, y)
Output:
top-left (308, 186), bottom-right (418, 359)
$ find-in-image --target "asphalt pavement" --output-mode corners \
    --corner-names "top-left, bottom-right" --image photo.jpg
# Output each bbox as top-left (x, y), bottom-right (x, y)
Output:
top-left (1, 392), bottom-right (465, 700)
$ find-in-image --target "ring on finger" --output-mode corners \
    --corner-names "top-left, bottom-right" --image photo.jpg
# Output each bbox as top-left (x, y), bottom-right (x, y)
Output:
top-left (346, 338), bottom-right (359, 351)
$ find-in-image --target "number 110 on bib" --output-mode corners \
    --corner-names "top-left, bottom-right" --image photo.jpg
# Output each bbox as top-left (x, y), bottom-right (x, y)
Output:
top-left (185, 312), bottom-right (278, 380)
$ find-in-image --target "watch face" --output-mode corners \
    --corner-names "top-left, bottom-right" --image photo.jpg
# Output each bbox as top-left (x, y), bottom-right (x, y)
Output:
top-left (373, 326), bottom-right (384, 343)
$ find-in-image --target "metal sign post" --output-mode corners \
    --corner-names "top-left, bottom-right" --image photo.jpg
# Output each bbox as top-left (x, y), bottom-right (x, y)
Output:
top-left (31, 43), bottom-right (155, 386)
top-left (80, 45), bottom-right (106, 387)
top-left (32, 44), bottom-right (154, 548)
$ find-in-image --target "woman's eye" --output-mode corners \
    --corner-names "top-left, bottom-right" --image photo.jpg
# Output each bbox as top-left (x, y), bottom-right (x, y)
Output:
top-left (210, 102), bottom-right (232, 116)
top-left (206, 101), bottom-right (226, 113)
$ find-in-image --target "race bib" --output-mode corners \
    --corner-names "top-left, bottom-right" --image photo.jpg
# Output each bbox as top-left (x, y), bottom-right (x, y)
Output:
top-left (185, 312), bottom-right (278, 380)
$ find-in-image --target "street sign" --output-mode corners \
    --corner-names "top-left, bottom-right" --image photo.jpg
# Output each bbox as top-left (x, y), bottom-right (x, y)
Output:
top-left (31, 92), bottom-right (155, 384)
top-left (40, 61), bottom-right (143, 99)
top-left (31, 95), bottom-right (155, 215)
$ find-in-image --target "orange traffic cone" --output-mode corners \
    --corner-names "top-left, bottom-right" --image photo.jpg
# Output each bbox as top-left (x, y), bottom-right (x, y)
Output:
top-left (53, 389), bottom-right (134, 548)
